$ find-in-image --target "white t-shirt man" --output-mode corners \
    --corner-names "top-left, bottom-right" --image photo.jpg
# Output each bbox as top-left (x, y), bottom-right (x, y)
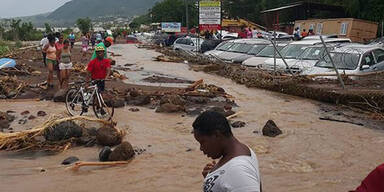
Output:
top-left (203, 148), bottom-right (261, 192)
top-left (40, 37), bottom-right (49, 50)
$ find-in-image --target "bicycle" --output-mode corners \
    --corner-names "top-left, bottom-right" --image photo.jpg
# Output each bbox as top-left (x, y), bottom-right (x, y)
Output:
top-left (65, 80), bottom-right (114, 120)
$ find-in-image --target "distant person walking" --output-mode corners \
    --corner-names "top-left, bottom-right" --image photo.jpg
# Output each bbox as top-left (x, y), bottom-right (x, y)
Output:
top-left (308, 29), bottom-right (315, 36)
top-left (81, 33), bottom-right (90, 62)
top-left (69, 32), bottom-right (76, 48)
top-left (42, 34), bottom-right (57, 89)
top-left (40, 34), bottom-right (49, 66)
top-left (55, 34), bottom-right (64, 85)
top-left (301, 29), bottom-right (308, 38)
top-left (91, 33), bottom-right (96, 49)
top-left (294, 27), bottom-right (301, 40)
top-left (57, 39), bottom-right (72, 89)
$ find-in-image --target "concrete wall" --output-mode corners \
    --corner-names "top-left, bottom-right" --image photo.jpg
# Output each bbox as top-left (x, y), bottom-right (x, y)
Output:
top-left (295, 18), bottom-right (378, 43)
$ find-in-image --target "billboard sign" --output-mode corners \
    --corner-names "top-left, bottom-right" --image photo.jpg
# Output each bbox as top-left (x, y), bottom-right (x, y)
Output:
top-left (161, 22), bottom-right (181, 32)
top-left (199, 1), bottom-right (221, 30)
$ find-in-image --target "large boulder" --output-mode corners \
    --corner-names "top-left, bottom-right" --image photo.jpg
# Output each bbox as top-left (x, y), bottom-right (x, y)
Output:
top-left (262, 120), bottom-right (282, 137)
top-left (160, 95), bottom-right (185, 106)
top-left (108, 142), bottom-right (135, 161)
top-left (53, 89), bottom-right (67, 102)
top-left (105, 98), bottom-right (125, 108)
top-left (156, 103), bottom-right (184, 113)
top-left (99, 146), bottom-right (112, 162)
top-left (96, 125), bottom-right (122, 146)
top-left (0, 111), bottom-right (15, 130)
top-left (44, 121), bottom-right (83, 141)
top-left (126, 95), bottom-right (151, 106)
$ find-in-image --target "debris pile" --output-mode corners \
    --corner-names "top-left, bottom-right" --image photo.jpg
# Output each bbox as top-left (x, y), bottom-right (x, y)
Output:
top-left (0, 116), bottom-right (125, 152)
top-left (0, 76), bottom-right (25, 98)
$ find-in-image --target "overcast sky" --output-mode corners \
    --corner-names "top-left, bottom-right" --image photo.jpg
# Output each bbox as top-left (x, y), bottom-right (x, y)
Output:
top-left (0, 0), bottom-right (72, 18)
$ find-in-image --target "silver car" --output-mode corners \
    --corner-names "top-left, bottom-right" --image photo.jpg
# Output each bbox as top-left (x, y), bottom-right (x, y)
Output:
top-left (241, 42), bottom-right (289, 67)
top-left (216, 39), bottom-right (270, 62)
top-left (173, 37), bottom-right (204, 52)
top-left (302, 44), bottom-right (384, 77)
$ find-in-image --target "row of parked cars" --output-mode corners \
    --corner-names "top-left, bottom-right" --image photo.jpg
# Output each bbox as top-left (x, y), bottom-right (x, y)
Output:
top-left (201, 36), bottom-right (384, 77)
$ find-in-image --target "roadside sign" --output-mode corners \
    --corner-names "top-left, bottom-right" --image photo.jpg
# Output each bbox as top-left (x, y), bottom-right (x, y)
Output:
top-left (199, 0), bottom-right (221, 31)
top-left (161, 22), bottom-right (181, 32)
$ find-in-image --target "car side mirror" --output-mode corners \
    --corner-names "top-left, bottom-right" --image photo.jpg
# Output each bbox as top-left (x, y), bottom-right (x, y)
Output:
top-left (361, 65), bottom-right (370, 70)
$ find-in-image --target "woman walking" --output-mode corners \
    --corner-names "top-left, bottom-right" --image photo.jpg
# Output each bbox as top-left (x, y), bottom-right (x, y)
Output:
top-left (42, 34), bottom-right (57, 89)
top-left (57, 40), bottom-right (72, 89)
top-left (81, 33), bottom-right (90, 62)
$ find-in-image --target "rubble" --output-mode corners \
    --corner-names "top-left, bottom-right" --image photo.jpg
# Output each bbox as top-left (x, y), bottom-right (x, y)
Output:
top-left (0, 116), bottom-right (123, 152)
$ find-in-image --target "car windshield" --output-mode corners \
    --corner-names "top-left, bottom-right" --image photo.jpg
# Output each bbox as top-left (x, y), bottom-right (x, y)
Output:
top-left (216, 42), bottom-right (234, 51)
top-left (228, 43), bottom-right (254, 53)
top-left (315, 52), bottom-right (361, 70)
top-left (299, 47), bottom-right (326, 60)
top-left (247, 44), bottom-right (268, 55)
top-left (279, 44), bottom-right (308, 59)
top-left (256, 45), bottom-right (285, 57)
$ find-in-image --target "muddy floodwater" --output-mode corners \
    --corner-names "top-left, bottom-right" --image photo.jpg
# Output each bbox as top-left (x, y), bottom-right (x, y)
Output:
top-left (1, 44), bottom-right (384, 192)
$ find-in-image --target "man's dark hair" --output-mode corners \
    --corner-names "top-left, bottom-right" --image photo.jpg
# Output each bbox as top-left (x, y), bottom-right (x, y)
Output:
top-left (193, 111), bottom-right (232, 137)
top-left (63, 39), bottom-right (69, 44)
top-left (47, 34), bottom-right (55, 42)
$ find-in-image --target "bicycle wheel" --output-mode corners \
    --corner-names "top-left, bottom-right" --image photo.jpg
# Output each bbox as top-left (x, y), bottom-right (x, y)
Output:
top-left (65, 88), bottom-right (85, 116)
top-left (92, 93), bottom-right (114, 120)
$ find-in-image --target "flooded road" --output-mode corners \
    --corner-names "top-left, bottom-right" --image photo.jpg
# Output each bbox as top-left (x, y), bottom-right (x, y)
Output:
top-left (1, 44), bottom-right (383, 192)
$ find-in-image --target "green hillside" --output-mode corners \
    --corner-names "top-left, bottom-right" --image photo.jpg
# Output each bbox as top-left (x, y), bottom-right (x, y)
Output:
top-left (48, 0), bottom-right (161, 21)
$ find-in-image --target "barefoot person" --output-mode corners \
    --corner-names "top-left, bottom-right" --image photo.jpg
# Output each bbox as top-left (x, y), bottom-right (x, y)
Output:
top-left (42, 34), bottom-right (57, 89)
top-left (193, 111), bottom-right (261, 192)
top-left (57, 40), bottom-right (72, 89)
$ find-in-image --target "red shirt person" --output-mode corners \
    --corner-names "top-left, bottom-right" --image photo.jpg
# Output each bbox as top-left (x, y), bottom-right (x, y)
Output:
top-left (87, 45), bottom-right (111, 92)
top-left (352, 163), bottom-right (384, 192)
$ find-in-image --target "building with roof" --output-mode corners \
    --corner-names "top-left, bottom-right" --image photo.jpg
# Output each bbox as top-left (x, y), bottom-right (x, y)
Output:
top-left (295, 18), bottom-right (378, 43)
top-left (260, 1), bottom-right (347, 34)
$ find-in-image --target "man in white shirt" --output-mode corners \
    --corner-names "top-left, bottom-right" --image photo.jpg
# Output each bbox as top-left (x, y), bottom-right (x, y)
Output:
top-left (40, 34), bottom-right (49, 66)
top-left (193, 111), bottom-right (261, 192)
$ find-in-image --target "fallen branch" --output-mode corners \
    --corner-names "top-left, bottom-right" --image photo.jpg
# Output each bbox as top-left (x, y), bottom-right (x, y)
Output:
top-left (319, 117), bottom-right (364, 126)
top-left (187, 79), bottom-right (204, 90)
top-left (69, 161), bottom-right (129, 171)
top-left (227, 111), bottom-right (243, 120)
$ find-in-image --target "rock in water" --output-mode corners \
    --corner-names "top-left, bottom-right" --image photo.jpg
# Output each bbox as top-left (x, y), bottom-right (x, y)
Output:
top-left (126, 95), bottom-right (150, 106)
top-left (44, 121), bottom-right (83, 141)
top-left (160, 95), bottom-right (185, 106)
top-left (96, 126), bottom-right (122, 146)
top-left (108, 142), bottom-right (135, 161)
top-left (99, 146), bottom-right (112, 162)
top-left (53, 89), bottom-right (67, 102)
top-left (155, 103), bottom-right (184, 113)
top-left (37, 111), bottom-right (47, 117)
top-left (62, 156), bottom-right (79, 165)
top-left (262, 120), bottom-right (282, 137)
top-left (231, 121), bottom-right (246, 128)
top-left (105, 98), bottom-right (125, 108)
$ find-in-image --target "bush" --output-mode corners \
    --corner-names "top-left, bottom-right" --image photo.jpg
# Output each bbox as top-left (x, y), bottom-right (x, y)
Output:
top-left (15, 41), bottom-right (22, 48)
top-left (0, 45), bottom-right (10, 56)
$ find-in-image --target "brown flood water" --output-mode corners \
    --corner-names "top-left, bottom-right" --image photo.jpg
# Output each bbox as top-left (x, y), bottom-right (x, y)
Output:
top-left (1, 44), bottom-right (384, 192)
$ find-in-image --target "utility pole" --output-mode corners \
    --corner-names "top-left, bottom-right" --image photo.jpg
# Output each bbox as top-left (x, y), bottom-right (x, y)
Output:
top-left (185, 0), bottom-right (189, 34)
